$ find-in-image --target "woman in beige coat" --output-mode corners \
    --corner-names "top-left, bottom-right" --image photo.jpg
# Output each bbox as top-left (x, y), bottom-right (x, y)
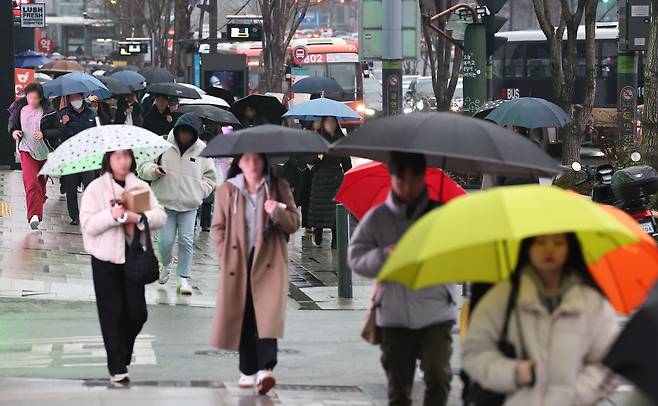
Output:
top-left (462, 233), bottom-right (619, 406)
top-left (210, 153), bottom-right (300, 395)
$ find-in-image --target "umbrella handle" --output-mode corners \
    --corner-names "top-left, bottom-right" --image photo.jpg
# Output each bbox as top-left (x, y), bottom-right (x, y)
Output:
top-left (95, 117), bottom-right (102, 127)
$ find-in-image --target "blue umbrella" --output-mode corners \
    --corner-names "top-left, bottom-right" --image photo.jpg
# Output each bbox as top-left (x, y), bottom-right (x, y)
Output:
top-left (291, 76), bottom-right (343, 95)
top-left (42, 72), bottom-right (111, 99)
top-left (283, 98), bottom-right (361, 122)
top-left (15, 50), bottom-right (51, 68)
top-left (110, 70), bottom-right (146, 91)
top-left (484, 97), bottom-right (572, 128)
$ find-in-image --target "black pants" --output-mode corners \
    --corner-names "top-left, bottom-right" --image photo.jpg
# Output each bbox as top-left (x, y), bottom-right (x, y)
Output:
top-left (92, 256), bottom-right (148, 376)
top-left (239, 253), bottom-right (277, 375)
top-left (313, 227), bottom-right (337, 248)
top-left (200, 201), bottom-right (212, 230)
top-left (63, 170), bottom-right (96, 220)
top-left (380, 321), bottom-right (454, 406)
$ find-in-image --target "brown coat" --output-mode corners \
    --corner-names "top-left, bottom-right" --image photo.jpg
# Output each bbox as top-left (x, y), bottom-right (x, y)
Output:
top-left (209, 177), bottom-right (300, 350)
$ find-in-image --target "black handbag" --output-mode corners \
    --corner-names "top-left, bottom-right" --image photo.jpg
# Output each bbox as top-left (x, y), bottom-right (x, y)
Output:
top-left (125, 216), bottom-right (159, 285)
top-left (465, 275), bottom-right (526, 406)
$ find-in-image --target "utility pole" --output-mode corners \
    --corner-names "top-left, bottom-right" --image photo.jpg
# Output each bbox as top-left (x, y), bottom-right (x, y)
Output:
top-left (382, 0), bottom-right (402, 116)
top-left (0, 1), bottom-right (16, 167)
top-left (209, 0), bottom-right (218, 53)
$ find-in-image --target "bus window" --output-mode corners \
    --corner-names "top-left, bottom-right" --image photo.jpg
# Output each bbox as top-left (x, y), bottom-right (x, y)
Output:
top-left (504, 43), bottom-right (526, 78)
top-left (576, 42), bottom-right (586, 77)
top-left (493, 47), bottom-right (504, 78)
top-left (526, 42), bottom-right (551, 78)
top-left (328, 63), bottom-right (359, 101)
top-left (599, 40), bottom-right (617, 78)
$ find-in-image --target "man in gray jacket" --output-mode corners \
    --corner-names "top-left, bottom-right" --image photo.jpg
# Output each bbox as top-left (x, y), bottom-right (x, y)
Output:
top-left (348, 151), bottom-right (458, 406)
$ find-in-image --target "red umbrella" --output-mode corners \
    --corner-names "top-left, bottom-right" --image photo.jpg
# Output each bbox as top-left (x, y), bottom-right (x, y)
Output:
top-left (336, 161), bottom-right (466, 220)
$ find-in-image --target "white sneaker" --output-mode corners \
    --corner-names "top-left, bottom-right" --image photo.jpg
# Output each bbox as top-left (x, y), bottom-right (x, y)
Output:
top-left (238, 373), bottom-right (256, 389)
top-left (110, 372), bottom-right (130, 384)
top-left (158, 263), bottom-right (170, 285)
top-left (178, 277), bottom-right (193, 295)
top-left (256, 370), bottom-right (276, 395)
top-left (29, 215), bottom-right (40, 230)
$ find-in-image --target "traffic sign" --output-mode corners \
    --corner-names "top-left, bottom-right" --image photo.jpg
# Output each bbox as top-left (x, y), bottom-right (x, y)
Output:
top-left (293, 46), bottom-right (308, 65)
top-left (20, 3), bottom-right (45, 28)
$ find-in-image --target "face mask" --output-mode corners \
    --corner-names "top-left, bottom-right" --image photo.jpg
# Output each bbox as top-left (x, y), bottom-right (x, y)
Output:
top-left (71, 100), bottom-right (83, 110)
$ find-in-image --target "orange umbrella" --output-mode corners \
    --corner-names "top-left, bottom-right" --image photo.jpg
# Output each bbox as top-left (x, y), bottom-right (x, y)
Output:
top-left (589, 205), bottom-right (658, 314)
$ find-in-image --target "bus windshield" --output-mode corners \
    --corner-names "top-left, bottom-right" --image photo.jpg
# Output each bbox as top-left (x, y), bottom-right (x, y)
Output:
top-left (292, 62), bottom-right (361, 102)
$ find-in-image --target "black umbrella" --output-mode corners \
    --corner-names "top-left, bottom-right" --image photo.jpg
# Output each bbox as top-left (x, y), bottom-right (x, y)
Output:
top-left (291, 76), bottom-right (343, 95)
top-left (200, 124), bottom-right (329, 158)
top-left (97, 76), bottom-right (132, 95)
top-left (146, 83), bottom-right (201, 99)
top-left (330, 112), bottom-right (562, 177)
top-left (177, 104), bottom-right (241, 126)
top-left (473, 99), bottom-right (508, 119)
top-left (139, 66), bottom-right (175, 84)
top-left (604, 283), bottom-right (658, 404)
top-left (231, 94), bottom-right (287, 125)
top-left (205, 87), bottom-right (235, 106)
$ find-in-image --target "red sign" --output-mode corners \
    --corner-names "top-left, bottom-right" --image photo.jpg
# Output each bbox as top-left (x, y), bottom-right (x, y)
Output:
top-left (293, 46), bottom-right (308, 64)
top-left (15, 68), bottom-right (36, 99)
top-left (37, 35), bottom-right (55, 53)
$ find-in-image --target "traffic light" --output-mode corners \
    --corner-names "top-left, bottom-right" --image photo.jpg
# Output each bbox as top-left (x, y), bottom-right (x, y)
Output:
top-left (478, 0), bottom-right (508, 56)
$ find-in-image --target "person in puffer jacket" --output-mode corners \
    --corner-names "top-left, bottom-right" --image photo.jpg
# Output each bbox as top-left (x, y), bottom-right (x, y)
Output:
top-left (138, 113), bottom-right (217, 295)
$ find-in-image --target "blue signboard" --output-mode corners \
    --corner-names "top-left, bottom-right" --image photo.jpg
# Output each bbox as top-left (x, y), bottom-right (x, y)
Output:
top-left (300, 11), bottom-right (320, 28)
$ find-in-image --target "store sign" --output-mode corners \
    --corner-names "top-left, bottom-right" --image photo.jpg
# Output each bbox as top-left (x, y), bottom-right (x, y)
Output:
top-left (226, 24), bottom-right (262, 42)
top-left (20, 3), bottom-right (45, 28)
top-left (118, 42), bottom-right (148, 56)
top-left (37, 35), bottom-right (55, 53)
top-left (14, 68), bottom-right (35, 99)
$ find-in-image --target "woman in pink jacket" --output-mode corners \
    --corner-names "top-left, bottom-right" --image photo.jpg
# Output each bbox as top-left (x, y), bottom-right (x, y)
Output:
top-left (79, 149), bottom-right (166, 385)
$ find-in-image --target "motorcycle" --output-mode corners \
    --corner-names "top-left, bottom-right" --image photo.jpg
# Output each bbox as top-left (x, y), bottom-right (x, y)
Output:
top-left (570, 153), bottom-right (658, 240)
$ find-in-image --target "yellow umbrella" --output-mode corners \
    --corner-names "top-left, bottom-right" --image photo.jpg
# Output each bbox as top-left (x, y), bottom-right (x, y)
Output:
top-left (378, 185), bottom-right (640, 290)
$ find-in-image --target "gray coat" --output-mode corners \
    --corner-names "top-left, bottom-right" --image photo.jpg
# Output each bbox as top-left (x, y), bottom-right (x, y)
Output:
top-left (348, 191), bottom-right (458, 329)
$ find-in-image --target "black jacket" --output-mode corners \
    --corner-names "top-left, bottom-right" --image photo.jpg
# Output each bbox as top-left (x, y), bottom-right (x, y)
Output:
top-left (143, 105), bottom-right (174, 136)
top-left (8, 97), bottom-right (63, 151)
top-left (114, 98), bottom-right (144, 126)
top-left (58, 104), bottom-right (97, 142)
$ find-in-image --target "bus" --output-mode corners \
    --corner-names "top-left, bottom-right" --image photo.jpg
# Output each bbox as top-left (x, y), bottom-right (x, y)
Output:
top-left (493, 22), bottom-right (645, 144)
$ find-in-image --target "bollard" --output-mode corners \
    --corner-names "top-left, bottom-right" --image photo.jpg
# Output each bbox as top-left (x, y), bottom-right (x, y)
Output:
top-left (336, 204), bottom-right (353, 299)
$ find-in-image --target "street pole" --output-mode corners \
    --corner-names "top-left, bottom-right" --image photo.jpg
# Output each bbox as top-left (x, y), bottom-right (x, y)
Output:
top-left (209, 0), bottom-right (218, 54)
top-left (0, 1), bottom-right (16, 167)
top-left (382, 0), bottom-right (402, 116)
top-left (335, 204), bottom-right (353, 299)
top-left (462, 21), bottom-right (487, 115)
top-left (617, 51), bottom-right (638, 146)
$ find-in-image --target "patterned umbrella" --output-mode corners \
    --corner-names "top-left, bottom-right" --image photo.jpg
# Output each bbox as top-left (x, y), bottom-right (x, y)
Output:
top-left (472, 99), bottom-right (507, 119)
top-left (39, 125), bottom-right (172, 176)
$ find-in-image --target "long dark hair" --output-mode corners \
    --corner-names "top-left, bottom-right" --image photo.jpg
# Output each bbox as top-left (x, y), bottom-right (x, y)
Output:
top-left (513, 233), bottom-right (604, 295)
top-left (320, 116), bottom-right (342, 141)
top-left (226, 153), bottom-right (270, 180)
top-left (100, 150), bottom-right (137, 176)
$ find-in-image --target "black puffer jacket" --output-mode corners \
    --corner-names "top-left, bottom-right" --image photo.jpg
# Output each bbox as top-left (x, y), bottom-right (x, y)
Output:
top-left (8, 97), bottom-right (63, 151)
top-left (307, 131), bottom-right (351, 228)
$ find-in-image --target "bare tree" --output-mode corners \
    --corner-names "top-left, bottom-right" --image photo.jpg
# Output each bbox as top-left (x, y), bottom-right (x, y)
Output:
top-left (135, 0), bottom-right (175, 67)
top-left (640, 0), bottom-right (658, 166)
top-left (258, 0), bottom-right (312, 92)
top-left (171, 0), bottom-right (196, 77)
top-left (531, 0), bottom-right (597, 164)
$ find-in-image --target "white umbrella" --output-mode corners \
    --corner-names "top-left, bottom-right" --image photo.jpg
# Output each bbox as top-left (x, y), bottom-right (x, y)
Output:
top-left (40, 125), bottom-right (172, 176)
top-left (178, 83), bottom-right (206, 96)
top-left (179, 94), bottom-right (230, 108)
top-left (34, 72), bottom-right (53, 84)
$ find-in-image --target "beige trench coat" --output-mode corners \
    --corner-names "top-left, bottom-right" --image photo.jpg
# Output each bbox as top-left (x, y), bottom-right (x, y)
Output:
top-left (209, 178), bottom-right (300, 350)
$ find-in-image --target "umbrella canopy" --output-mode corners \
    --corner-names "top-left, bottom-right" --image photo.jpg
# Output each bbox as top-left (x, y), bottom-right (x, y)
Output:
top-left (146, 83), bottom-right (201, 99)
top-left (231, 94), bottom-right (287, 125)
top-left (42, 72), bottom-right (111, 99)
top-left (472, 99), bottom-right (507, 119)
top-left (97, 76), bottom-right (132, 96)
top-left (283, 97), bottom-right (361, 122)
top-left (336, 162), bottom-right (466, 220)
top-left (15, 50), bottom-right (51, 68)
top-left (200, 125), bottom-right (328, 158)
top-left (604, 282), bottom-right (658, 404)
top-left (34, 72), bottom-right (53, 84)
top-left (139, 66), bottom-right (175, 84)
top-left (177, 104), bottom-right (241, 126)
top-left (39, 60), bottom-right (85, 74)
top-left (331, 112), bottom-right (562, 177)
top-left (291, 76), bottom-right (343, 95)
top-left (378, 185), bottom-right (653, 314)
top-left (206, 87), bottom-right (235, 106)
top-left (485, 97), bottom-right (572, 128)
top-left (110, 70), bottom-right (146, 91)
top-left (108, 65), bottom-right (140, 74)
top-left (178, 83), bottom-right (206, 95)
top-left (179, 94), bottom-right (231, 108)
top-left (40, 125), bottom-right (172, 177)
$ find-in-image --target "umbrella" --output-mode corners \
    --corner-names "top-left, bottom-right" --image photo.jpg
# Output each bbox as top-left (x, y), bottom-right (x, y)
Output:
top-left (91, 70), bottom-right (106, 77)
top-left (39, 60), bottom-right (85, 74)
top-left (34, 72), bottom-right (52, 84)
top-left (97, 76), bottom-right (132, 96)
top-left (146, 83), bottom-right (201, 99)
top-left (110, 70), bottom-right (146, 91)
top-left (200, 125), bottom-right (328, 158)
top-left (485, 97), bottom-right (572, 128)
top-left (177, 104), bottom-right (241, 126)
top-left (15, 50), bottom-right (51, 68)
top-left (291, 76), bottom-right (343, 95)
top-left (42, 72), bottom-right (111, 99)
top-left (206, 87), bottom-right (235, 106)
top-left (40, 125), bottom-right (172, 177)
top-left (472, 99), bottom-right (507, 119)
top-left (231, 94), bottom-right (287, 125)
top-left (336, 161), bottom-right (466, 220)
top-left (331, 112), bottom-right (562, 177)
top-left (108, 65), bottom-right (140, 74)
top-left (179, 94), bottom-right (230, 109)
top-left (178, 83), bottom-right (206, 95)
top-left (283, 97), bottom-right (361, 122)
top-left (604, 282), bottom-right (658, 404)
top-left (139, 66), bottom-right (175, 84)
top-left (378, 185), bottom-right (650, 315)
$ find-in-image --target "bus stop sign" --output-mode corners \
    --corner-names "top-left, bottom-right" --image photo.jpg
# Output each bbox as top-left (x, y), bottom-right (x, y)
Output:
top-left (293, 47), bottom-right (308, 65)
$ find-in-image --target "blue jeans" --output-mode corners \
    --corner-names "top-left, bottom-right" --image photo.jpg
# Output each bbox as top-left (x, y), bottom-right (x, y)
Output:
top-left (158, 208), bottom-right (197, 278)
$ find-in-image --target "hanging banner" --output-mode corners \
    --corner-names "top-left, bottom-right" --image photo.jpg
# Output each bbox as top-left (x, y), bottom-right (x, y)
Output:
top-left (15, 68), bottom-right (36, 99)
